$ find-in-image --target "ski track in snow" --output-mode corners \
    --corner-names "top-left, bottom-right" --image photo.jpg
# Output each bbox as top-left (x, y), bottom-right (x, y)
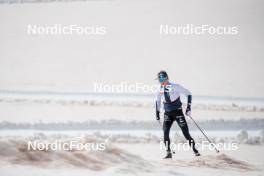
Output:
top-left (160, 154), bottom-right (255, 171)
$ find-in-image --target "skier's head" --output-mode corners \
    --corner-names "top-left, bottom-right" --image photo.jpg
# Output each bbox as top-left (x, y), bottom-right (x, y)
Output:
top-left (157, 70), bottom-right (169, 84)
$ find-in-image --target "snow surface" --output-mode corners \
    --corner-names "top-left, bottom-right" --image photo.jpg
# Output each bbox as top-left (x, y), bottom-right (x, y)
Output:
top-left (0, 132), bottom-right (263, 176)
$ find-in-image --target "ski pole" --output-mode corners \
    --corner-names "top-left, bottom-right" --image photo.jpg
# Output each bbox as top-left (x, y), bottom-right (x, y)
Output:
top-left (188, 115), bottom-right (220, 153)
top-left (157, 119), bottom-right (163, 129)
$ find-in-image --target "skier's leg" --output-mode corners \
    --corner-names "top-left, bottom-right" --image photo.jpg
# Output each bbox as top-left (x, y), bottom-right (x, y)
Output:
top-left (163, 112), bottom-right (174, 152)
top-left (175, 110), bottom-right (199, 154)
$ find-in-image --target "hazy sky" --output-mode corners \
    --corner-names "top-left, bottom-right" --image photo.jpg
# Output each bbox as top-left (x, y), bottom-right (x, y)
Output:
top-left (0, 0), bottom-right (263, 97)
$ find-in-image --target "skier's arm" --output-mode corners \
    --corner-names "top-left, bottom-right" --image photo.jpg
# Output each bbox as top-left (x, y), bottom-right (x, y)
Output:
top-left (178, 84), bottom-right (192, 116)
top-left (155, 92), bottom-right (161, 120)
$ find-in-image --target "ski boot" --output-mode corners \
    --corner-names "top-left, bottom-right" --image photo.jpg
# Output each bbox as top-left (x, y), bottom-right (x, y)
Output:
top-left (163, 151), bottom-right (172, 159)
top-left (194, 151), bottom-right (201, 157)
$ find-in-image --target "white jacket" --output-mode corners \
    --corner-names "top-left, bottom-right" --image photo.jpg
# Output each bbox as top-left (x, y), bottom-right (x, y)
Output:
top-left (156, 82), bottom-right (191, 112)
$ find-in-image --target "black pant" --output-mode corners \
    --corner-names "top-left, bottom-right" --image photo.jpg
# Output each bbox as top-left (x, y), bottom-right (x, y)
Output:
top-left (163, 109), bottom-right (198, 153)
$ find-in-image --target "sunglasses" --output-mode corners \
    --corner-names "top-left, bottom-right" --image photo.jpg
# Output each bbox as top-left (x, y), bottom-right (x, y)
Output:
top-left (158, 75), bottom-right (167, 83)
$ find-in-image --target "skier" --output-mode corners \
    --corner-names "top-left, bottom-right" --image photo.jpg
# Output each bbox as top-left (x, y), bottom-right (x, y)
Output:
top-left (155, 70), bottom-right (200, 159)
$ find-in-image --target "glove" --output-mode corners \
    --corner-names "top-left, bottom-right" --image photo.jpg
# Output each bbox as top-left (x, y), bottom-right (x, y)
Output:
top-left (185, 104), bottom-right (191, 116)
top-left (156, 111), bottom-right (160, 120)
